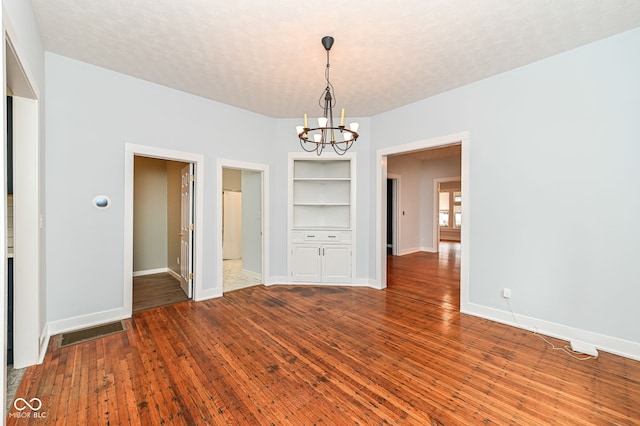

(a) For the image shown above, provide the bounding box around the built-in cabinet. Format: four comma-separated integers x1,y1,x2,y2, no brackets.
289,153,355,284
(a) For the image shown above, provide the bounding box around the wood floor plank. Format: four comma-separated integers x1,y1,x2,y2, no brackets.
7,242,640,424
133,272,189,313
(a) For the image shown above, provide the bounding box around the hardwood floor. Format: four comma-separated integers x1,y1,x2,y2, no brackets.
8,243,640,424
133,272,189,313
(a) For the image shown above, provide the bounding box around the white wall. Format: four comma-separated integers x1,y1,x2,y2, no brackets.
3,0,44,87
387,155,422,254
241,170,262,275
420,156,461,249
133,156,168,272
44,53,277,324
371,28,640,356
222,168,241,191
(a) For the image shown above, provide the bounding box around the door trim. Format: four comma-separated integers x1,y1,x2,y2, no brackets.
375,131,470,313
124,144,204,315
4,28,44,377
387,174,401,256
216,159,269,294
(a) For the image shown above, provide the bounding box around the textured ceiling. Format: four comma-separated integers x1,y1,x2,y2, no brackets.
31,0,640,118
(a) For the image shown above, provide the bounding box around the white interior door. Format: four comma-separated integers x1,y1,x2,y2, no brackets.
180,164,193,298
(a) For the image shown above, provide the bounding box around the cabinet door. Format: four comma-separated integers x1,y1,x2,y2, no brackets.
291,244,321,282
321,245,351,283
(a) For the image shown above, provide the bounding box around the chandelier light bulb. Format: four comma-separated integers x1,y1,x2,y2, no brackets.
349,122,359,132
318,117,328,128
296,126,304,135
344,132,353,141
314,134,322,143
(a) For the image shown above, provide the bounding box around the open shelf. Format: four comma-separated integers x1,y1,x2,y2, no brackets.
293,160,350,179
291,157,352,229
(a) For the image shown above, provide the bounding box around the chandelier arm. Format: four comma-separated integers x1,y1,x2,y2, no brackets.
332,139,354,151
299,138,322,153
331,143,350,155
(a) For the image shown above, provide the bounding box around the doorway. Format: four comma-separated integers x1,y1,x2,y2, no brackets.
376,132,469,311
436,179,462,244
4,34,43,411
132,157,192,311
124,144,204,315
221,168,261,292
217,159,269,295
386,174,400,256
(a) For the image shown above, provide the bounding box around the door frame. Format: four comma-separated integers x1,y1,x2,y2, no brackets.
4,27,43,376
387,173,401,256
375,131,470,312
124,144,204,315
216,159,269,294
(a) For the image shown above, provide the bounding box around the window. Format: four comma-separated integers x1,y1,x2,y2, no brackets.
439,192,450,227
439,187,461,229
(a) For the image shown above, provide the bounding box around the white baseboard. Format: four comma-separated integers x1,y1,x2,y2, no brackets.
265,275,288,286
166,268,181,281
133,267,168,277
241,269,262,282
352,277,383,289
463,302,640,361
194,288,222,302
47,307,129,336
420,246,437,253
38,323,50,364
270,276,381,290
398,247,422,256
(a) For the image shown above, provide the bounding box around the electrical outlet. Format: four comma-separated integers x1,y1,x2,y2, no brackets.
502,288,511,299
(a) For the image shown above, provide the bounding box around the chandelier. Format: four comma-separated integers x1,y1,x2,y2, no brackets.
296,36,359,155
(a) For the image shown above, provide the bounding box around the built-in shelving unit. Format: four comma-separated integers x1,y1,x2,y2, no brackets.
288,153,356,283
292,159,351,229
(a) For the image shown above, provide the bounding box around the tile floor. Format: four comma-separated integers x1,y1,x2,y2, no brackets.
223,259,262,292
6,365,26,413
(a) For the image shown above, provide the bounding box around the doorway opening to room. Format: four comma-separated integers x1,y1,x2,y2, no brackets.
436,179,462,244
377,133,468,311
221,167,263,292
132,156,193,312
124,144,204,315
216,159,269,295
386,174,400,255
